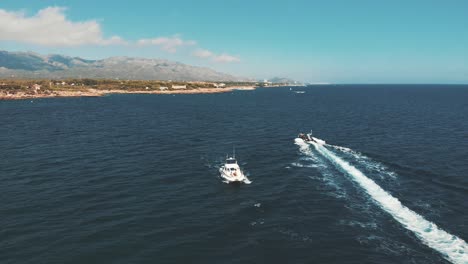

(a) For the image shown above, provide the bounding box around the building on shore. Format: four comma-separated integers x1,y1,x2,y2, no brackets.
32,84,41,91
171,85,186,89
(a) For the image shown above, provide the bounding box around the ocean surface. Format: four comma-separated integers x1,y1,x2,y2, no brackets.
1,85,467,264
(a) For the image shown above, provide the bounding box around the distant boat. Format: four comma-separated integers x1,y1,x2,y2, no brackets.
294,91,305,94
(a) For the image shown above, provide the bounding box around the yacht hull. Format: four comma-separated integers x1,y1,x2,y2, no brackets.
219,168,245,183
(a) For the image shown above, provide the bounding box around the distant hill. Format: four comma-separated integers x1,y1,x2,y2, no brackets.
269,77,297,84
0,50,243,81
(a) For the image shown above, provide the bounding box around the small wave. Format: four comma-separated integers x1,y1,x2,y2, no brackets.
290,162,319,168
339,219,378,230
243,176,252,184
310,138,467,264
276,228,313,242
357,234,432,260
250,218,265,226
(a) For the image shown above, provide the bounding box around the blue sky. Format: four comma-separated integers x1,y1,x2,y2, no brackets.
1,0,467,83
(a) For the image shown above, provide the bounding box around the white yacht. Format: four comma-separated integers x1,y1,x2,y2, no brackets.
219,153,249,183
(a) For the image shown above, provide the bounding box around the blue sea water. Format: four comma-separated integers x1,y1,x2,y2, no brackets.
1,85,467,264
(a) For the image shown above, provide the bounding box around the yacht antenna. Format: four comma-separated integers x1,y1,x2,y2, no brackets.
233,146,236,159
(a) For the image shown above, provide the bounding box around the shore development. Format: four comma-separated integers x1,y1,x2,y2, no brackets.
0,79,260,100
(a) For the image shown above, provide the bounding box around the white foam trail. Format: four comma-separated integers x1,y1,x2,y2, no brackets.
295,139,328,169
307,139,467,264
295,138,316,155
295,138,347,199
328,144,397,179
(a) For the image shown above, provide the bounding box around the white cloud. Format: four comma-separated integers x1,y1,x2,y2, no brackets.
213,54,241,63
0,6,241,62
0,7,125,46
192,49,214,58
137,35,196,53
192,49,240,63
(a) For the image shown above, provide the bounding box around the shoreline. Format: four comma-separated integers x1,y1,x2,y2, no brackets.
0,86,257,100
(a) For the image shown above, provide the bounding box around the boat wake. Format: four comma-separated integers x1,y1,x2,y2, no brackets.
295,139,348,200
243,174,252,184
327,143,397,180
295,138,468,264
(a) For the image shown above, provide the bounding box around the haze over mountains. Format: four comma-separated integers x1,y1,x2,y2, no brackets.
0,50,243,81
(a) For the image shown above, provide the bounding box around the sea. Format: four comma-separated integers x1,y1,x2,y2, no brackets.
1,85,467,264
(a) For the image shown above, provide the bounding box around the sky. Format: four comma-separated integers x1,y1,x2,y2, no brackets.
1,0,467,83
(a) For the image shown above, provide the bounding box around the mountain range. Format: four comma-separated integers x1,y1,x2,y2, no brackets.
0,50,242,81
268,77,298,84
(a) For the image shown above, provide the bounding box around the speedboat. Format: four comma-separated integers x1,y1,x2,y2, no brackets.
298,130,327,143
219,155,247,183
298,132,316,143
297,131,326,145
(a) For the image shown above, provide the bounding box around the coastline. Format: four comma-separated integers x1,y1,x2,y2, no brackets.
0,86,257,100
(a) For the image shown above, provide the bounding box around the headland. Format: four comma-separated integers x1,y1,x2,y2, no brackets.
0,79,261,100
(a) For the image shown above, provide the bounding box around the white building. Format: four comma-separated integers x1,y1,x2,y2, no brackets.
32,84,41,91
172,85,186,89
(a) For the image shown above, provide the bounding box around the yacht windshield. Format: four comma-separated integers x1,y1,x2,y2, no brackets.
226,159,236,164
